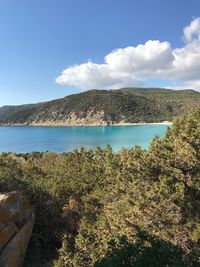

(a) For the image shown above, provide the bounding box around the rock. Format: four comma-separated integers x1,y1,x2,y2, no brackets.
0,191,34,267
0,191,30,224
0,219,34,267
0,222,18,250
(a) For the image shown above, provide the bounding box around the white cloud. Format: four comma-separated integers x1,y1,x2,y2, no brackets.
105,40,173,73
56,18,200,91
183,17,200,42
171,42,200,81
184,79,200,89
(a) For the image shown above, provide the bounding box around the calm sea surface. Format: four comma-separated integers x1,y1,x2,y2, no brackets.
0,125,170,153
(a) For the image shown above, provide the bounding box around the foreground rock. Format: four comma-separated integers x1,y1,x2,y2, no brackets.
0,191,34,267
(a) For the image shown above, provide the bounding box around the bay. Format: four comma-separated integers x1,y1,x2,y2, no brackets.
0,125,170,153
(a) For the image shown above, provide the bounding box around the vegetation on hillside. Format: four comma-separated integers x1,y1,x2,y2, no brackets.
0,88,200,124
0,108,199,266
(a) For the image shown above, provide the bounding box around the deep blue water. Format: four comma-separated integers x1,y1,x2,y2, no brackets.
0,125,170,153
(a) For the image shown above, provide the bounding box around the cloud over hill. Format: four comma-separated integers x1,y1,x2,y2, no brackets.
56,18,200,91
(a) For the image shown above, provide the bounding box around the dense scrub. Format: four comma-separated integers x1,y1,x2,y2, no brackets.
0,108,199,266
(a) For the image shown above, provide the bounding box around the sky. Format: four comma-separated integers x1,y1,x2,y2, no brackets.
0,0,200,107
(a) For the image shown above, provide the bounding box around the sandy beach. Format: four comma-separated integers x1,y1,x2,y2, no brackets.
0,121,172,127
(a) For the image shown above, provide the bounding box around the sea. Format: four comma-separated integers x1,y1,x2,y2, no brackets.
0,125,170,153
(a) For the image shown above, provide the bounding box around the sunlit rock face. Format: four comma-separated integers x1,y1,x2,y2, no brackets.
0,191,34,267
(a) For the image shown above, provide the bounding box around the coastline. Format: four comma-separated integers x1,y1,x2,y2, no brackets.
0,121,172,127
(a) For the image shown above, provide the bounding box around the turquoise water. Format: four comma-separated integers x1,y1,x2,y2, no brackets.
0,125,170,153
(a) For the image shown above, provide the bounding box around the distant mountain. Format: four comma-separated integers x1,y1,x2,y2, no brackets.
0,88,200,126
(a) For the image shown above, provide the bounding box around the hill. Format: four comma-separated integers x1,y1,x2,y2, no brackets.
0,88,200,125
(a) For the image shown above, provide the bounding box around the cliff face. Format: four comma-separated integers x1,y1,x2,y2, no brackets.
0,192,34,267
27,109,114,126
0,88,200,126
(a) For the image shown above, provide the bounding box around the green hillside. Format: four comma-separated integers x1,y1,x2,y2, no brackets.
0,88,200,125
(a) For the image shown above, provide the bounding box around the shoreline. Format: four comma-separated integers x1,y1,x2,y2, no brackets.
0,121,172,127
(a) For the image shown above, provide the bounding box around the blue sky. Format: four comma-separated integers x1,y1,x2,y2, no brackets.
0,0,200,107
